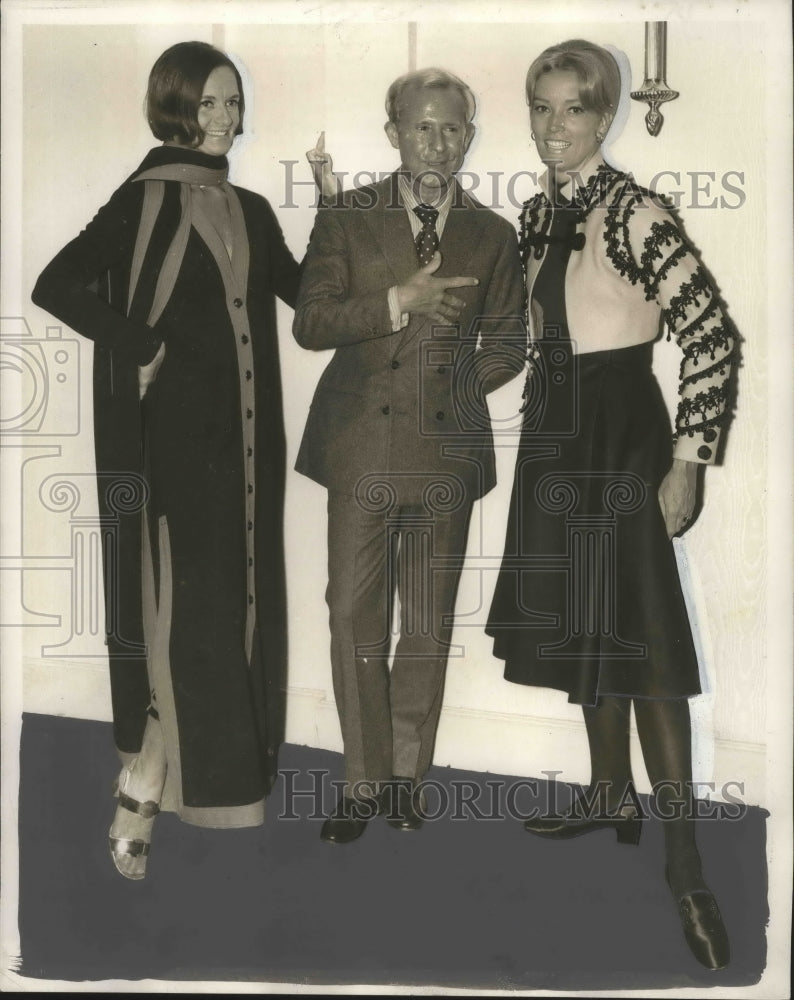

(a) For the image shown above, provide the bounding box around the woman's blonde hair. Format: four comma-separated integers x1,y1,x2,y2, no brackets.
525,39,620,116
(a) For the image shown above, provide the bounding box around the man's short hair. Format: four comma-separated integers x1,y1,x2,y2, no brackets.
147,41,245,146
385,68,476,125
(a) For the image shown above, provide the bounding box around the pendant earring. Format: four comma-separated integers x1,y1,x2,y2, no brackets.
530,131,536,141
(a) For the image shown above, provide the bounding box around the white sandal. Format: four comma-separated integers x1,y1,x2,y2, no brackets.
108,764,161,880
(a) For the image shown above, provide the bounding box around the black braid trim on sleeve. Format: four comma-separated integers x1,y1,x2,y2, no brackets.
669,303,722,351
601,176,699,306
664,269,713,326
673,410,725,442
636,220,685,301
583,165,736,445
647,242,688,298
675,383,731,433
680,351,733,386
678,319,732,366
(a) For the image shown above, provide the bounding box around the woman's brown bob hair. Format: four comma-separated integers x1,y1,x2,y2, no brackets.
525,39,620,117
147,41,245,147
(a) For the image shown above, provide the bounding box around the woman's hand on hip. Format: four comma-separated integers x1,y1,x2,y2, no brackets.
658,458,698,537
138,341,166,400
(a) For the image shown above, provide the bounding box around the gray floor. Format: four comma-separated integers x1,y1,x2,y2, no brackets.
16,713,767,990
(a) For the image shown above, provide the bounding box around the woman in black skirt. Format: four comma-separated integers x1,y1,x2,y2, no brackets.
485,39,735,969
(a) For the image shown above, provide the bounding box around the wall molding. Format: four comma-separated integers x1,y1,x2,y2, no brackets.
22,656,766,807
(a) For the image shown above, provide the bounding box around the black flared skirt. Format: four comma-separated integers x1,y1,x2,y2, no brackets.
486,340,701,706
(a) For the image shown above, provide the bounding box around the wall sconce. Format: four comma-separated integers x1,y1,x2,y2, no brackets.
631,22,679,136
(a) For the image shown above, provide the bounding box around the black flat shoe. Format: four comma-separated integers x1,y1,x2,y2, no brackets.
665,868,730,970
523,807,642,845
320,794,380,845
384,778,426,832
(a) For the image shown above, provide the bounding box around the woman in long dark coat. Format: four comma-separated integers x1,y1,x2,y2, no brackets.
32,41,300,878
486,40,735,969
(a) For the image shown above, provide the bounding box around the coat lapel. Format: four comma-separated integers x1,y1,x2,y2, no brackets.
365,173,417,285
436,187,484,278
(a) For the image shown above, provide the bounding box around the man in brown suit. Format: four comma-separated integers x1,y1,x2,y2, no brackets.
294,68,525,842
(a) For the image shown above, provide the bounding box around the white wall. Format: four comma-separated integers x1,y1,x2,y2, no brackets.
4,5,779,807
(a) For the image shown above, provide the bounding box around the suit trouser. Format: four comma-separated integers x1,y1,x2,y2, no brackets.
326,490,473,795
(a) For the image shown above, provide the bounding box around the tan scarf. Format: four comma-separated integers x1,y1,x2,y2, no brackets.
127,159,229,325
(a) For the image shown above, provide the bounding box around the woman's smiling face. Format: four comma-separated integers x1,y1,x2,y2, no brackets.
194,65,241,156
530,69,611,178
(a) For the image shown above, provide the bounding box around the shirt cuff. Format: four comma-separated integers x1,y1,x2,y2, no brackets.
387,286,409,332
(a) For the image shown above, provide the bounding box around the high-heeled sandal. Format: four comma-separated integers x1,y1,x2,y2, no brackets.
108,767,161,881
665,866,730,970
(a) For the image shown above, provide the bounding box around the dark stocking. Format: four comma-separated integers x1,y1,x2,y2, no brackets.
634,697,706,898
581,695,635,813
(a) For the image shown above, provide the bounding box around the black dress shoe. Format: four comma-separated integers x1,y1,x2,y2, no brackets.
523,806,643,845
665,868,731,970
320,794,380,845
384,777,426,832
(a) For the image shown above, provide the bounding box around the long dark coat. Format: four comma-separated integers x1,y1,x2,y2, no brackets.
32,145,300,826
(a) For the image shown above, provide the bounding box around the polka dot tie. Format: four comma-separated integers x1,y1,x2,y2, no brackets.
413,203,439,266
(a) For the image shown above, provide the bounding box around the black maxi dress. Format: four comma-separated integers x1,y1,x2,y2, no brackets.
32,145,300,826
486,191,701,706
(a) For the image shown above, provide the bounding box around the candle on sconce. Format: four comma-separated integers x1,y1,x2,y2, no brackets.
631,21,679,136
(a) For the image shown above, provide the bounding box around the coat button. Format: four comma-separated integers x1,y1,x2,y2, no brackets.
382,405,390,415
391,359,400,369
703,428,717,443
247,447,253,457
234,298,244,308
697,445,712,460
246,408,253,418
247,484,253,494
241,335,249,344
245,370,252,380
436,410,444,420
